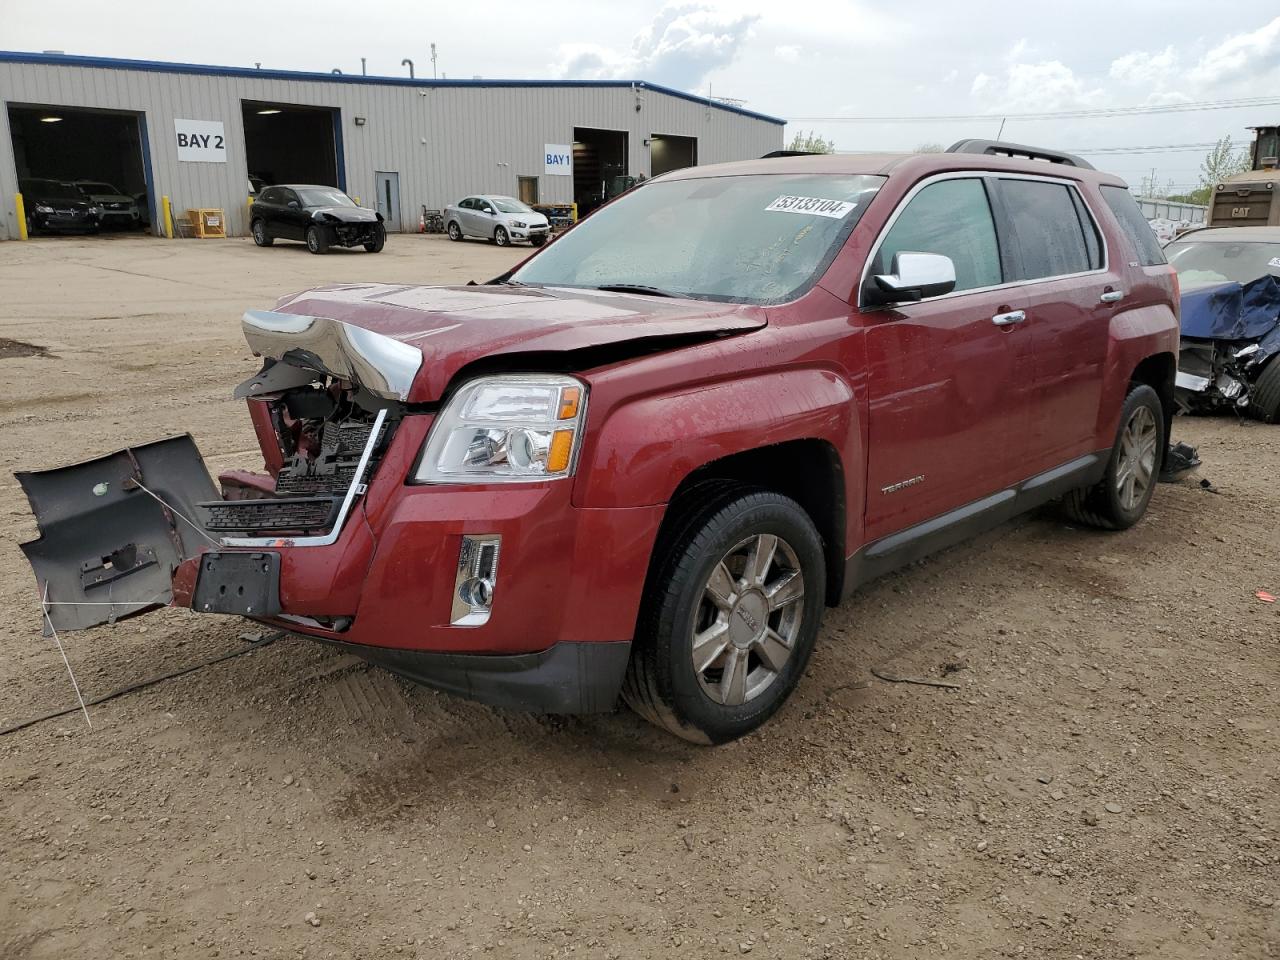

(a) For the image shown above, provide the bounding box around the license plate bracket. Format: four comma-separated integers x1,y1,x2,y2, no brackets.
192,551,281,617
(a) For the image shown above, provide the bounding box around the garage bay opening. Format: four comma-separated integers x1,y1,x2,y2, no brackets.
241,101,341,190
572,127,628,217
8,103,151,234
649,134,696,177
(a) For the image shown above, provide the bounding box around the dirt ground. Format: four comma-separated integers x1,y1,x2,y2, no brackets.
0,234,1277,960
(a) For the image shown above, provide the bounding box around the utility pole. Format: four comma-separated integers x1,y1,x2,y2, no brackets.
430,43,438,80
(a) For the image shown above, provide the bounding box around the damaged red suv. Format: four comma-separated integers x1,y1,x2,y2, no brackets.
18,141,1179,744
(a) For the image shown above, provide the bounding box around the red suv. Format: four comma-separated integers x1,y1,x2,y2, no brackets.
19,141,1179,744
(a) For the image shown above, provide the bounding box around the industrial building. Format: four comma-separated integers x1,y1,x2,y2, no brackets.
0,51,785,240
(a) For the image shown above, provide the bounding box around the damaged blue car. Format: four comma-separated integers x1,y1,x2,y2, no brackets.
1167,226,1280,421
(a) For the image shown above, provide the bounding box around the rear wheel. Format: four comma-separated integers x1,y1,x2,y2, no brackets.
622,486,826,744
305,224,329,254
494,226,509,247
1063,383,1164,530
251,219,272,246
447,221,462,241
363,224,386,253
1247,357,1280,423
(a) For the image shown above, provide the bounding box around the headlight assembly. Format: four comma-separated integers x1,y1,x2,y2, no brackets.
414,374,588,483
512,220,527,229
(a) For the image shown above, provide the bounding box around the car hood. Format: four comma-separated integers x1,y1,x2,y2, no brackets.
1181,275,1280,340
502,211,548,225
31,196,90,208
311,205,380,223
254,283,767,401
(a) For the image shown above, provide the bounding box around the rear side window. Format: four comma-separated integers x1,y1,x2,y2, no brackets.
259,187,279,204
874,178,1002,293
995,179,1098,280
1100,185,1166,266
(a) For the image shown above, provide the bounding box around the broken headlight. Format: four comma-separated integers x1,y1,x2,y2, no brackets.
413,374,587,483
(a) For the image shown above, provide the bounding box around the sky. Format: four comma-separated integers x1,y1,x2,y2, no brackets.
5,1,1280,194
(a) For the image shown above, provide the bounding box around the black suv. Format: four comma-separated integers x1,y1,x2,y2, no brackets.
250,185,385,254
20,179,98,234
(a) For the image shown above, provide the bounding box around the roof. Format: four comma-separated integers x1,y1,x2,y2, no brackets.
0,50,786,126
1172,226,1280,243
658,151,1129,184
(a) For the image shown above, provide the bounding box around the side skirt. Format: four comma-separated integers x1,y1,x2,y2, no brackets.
844,451,1107,595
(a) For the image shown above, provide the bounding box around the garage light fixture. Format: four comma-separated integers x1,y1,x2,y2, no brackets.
256,108,282,115
354,116,367,126
40,116,62,123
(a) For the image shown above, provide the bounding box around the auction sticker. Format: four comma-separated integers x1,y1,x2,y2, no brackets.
1269,257,1280,268
765,195,856,218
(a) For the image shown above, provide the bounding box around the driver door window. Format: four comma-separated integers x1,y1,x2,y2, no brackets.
872,178,1003,296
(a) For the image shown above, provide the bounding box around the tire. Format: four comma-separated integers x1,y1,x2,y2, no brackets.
622,486,827,745
529,235,547,247
305,224,329,254
494,226,509,247
447,221,462,241
1246,357,1280,423
1063,383,1164,530
251,219,273,247
363,224,386,253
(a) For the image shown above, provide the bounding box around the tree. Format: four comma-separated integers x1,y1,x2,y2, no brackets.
913,142,944,153
1199,136,1250,190
787,130,835,154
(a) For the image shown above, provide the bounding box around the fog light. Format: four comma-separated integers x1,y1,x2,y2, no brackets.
451,534,500,626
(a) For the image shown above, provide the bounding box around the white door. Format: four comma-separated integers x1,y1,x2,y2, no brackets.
374,172,401,232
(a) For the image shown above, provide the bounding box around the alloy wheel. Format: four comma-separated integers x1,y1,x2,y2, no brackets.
690,533,805,706
1115,405,1158,511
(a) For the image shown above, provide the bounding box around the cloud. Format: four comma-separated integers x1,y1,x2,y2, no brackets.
1189,15,1280,88
971,57,1106,113
1109,46,1178,87
555,4,759,92
774,44,800,63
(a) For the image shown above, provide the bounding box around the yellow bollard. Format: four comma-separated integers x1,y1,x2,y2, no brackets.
161,195,174,239
15,193,28,240
570,202,578,223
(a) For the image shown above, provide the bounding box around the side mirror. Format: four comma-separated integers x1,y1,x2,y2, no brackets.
287,200,300,209
867,251,956,305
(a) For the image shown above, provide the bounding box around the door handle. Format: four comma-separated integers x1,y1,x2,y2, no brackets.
991,309,1026,326
1100,290,1124,303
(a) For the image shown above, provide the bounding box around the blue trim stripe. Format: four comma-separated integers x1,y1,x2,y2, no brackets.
0,50,787,126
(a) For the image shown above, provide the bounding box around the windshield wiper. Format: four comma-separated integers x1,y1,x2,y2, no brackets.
592,283,679,298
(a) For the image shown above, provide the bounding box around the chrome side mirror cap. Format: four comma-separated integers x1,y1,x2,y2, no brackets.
868,251,957,305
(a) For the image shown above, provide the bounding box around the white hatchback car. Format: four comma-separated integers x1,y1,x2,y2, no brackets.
444,195,550,247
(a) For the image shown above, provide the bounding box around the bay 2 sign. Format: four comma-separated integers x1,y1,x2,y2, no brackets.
175,119,227,163
544,144,572,176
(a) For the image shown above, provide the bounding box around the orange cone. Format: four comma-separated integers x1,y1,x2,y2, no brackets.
418,209,426,233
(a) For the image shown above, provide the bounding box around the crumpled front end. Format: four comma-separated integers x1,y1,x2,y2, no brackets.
1175,275,1280,413
14,307,653,714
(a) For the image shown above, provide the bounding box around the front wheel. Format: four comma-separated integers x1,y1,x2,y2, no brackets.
305,224,329,254
363,224,386,253
1063,383,1164,530
447,221,462,241
493,226,509,247
251,219,273,246
622,486,826,744
529,235,547,247
1247,357,1280,423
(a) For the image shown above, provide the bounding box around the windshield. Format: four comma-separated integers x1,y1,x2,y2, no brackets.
23,180,81,201
296,188,356,208
79,182,119,194
1165,239,1280,289
510,173,885,304
491,197,533,214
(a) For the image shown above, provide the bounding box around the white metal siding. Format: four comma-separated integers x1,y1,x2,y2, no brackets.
0,60,783,239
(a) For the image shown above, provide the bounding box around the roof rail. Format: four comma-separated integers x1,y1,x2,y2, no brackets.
945,139,1094,170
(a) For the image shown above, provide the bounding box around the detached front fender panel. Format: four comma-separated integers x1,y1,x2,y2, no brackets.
574,367,857,509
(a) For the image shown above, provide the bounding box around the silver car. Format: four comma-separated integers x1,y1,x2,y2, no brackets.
444,195,549,247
